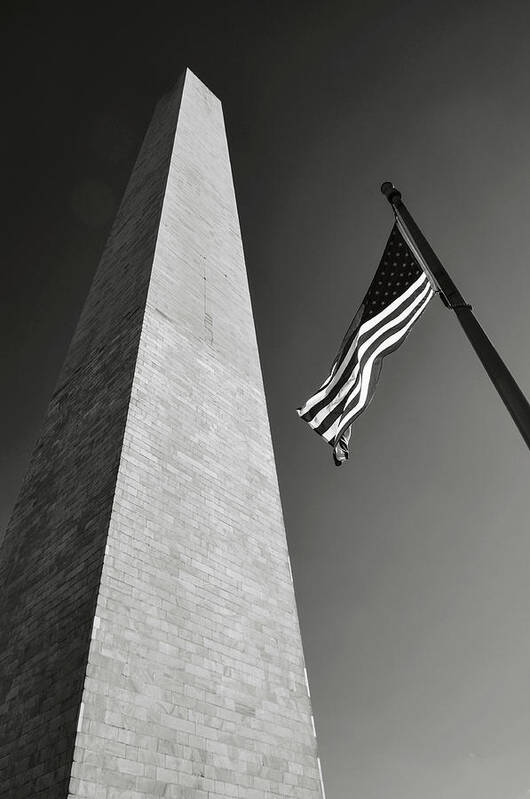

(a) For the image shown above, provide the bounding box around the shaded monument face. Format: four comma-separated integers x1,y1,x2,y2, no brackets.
0,70,324,798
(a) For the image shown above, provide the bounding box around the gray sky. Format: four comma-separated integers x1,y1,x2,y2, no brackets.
2,1,530,796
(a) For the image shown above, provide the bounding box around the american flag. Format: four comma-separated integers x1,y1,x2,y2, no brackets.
298,224,435,465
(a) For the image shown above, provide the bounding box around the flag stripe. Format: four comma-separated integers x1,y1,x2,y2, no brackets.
299,273,429,422
299,272,427,417
310,281,432,440
297,224,435,464
304,275,430,430
330,286,433,445
317,281,433,439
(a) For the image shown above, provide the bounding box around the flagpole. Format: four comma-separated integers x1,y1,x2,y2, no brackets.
381,181,530,451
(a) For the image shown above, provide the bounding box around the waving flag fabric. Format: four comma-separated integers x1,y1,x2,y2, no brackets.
297,225,435,465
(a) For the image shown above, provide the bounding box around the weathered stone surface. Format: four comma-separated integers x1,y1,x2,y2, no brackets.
0,69,323,798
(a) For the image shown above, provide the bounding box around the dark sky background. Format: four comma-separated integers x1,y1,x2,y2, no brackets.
2,1,530,796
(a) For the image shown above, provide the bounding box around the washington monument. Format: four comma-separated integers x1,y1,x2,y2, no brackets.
0,70,324,798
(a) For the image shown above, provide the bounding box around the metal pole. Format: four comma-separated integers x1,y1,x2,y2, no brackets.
381,181,530,451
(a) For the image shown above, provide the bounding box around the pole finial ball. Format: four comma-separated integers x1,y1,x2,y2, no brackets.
380,182,402,204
